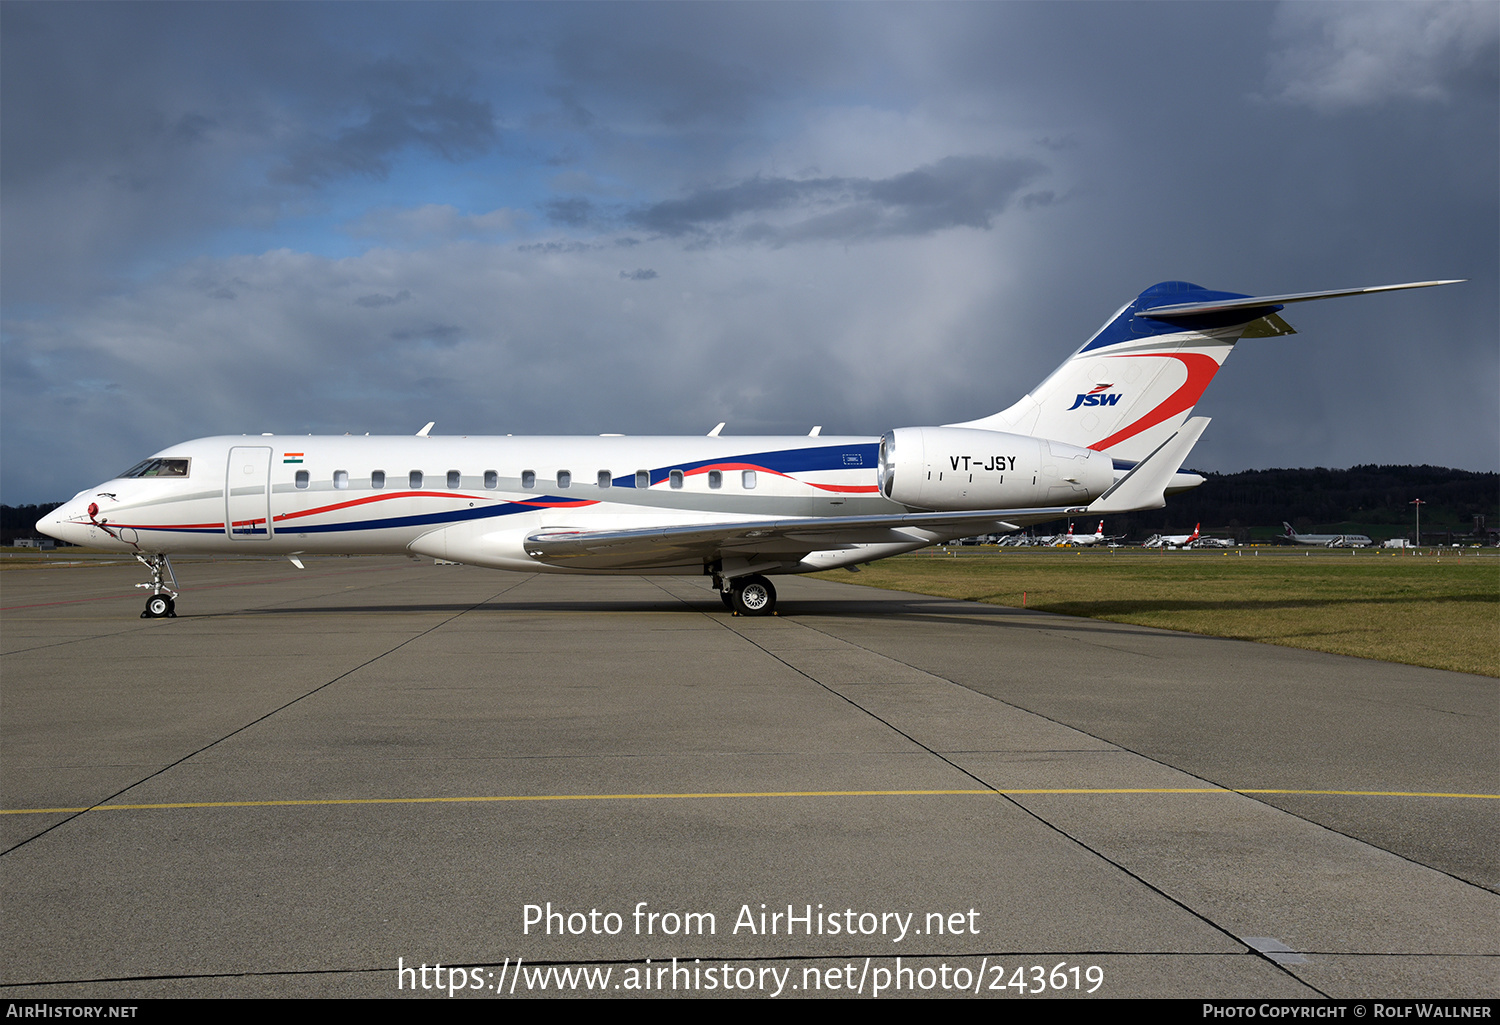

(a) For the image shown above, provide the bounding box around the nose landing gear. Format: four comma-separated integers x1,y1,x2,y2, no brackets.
136,553,178,618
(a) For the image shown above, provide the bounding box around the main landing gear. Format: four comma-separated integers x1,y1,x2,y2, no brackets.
136,553,178,618
714,574,778,617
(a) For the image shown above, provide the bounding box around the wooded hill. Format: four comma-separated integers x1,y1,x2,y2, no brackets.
1062,464,1497,543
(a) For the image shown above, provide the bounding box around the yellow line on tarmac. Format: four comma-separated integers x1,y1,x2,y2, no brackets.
1233,788,1499,798
4,786,1496,815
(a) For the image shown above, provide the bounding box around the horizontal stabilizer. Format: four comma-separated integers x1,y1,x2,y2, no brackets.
1138,280,1463,319
1089,417,1210,513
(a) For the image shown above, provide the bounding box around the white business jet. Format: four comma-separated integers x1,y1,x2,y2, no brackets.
38,279,1458,618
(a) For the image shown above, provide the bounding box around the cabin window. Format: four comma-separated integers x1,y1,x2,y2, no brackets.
742,470,757,489
295,470,310,490
409,470,423,489
371,470,385,490
333,470,349,490
447,470,461,489
119,458,190,479
708,470,722,490
636,470,650,489
521,470,536,489
597,470,611,489
557,470,571,489
669,469,684,489
484,470,498,489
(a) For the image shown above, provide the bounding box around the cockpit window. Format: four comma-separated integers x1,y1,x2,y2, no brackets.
119,458,190,478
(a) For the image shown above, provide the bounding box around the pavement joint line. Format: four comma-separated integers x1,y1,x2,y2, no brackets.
687,590,1353,997
651,581,1345,995
5,787,1495,815
0,563,441,655
783,596,1500,892
742,621,1322,990
0,575,536,856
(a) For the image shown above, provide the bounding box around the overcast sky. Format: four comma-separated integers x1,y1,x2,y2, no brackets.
2,1,1496,503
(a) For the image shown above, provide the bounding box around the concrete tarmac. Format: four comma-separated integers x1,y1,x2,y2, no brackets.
2,556,1495,998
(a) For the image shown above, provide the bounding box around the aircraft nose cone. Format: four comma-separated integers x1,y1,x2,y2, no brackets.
36,504,68,540
37,498,92,546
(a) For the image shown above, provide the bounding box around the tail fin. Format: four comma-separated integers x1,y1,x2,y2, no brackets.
948,279,1461,464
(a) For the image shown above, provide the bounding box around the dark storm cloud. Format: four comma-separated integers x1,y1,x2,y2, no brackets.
619,269,658,281
867,156,1052,233
625,156,1048,243
545,197,596,227
0,4,506,303
631,176,816,234
355,290,412,308
271,84,499,185
389,323,463,347
516,240,601,254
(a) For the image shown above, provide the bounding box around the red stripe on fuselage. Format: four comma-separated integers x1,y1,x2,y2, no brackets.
274,490,494,522
512,499,600,509
96,520,225,530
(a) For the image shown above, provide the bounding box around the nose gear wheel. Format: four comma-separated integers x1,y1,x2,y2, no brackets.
135,553,179,618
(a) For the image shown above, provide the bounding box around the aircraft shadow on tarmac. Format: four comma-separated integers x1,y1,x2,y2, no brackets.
227,593,988,618
228,595,1212,642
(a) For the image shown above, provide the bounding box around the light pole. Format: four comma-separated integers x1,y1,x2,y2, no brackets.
1410,498,1425,550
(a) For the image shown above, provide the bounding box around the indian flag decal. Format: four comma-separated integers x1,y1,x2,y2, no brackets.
283,452,304,464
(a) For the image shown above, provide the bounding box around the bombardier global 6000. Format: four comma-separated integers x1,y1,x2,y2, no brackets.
38,279,1459,617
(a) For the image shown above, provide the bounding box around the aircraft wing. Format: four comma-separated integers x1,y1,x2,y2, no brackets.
522,506,1081,570
526,409,1215,571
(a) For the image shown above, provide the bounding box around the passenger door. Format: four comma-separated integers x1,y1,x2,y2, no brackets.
226,446,273,540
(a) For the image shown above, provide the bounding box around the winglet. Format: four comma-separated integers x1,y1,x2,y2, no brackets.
1089,417,1211,513
416,422,435,438
708,422,726,437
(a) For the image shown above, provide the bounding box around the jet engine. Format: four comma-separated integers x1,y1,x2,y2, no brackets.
878,427,1113,511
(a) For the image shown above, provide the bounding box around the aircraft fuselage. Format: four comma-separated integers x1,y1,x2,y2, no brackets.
43,431,1108,575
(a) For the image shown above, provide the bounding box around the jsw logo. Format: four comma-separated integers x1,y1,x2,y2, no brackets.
1067,384,1121,411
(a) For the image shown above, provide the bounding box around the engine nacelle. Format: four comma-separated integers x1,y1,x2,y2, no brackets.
878,427,1113,511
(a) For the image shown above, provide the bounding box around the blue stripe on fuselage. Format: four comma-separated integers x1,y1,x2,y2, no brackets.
288,498,579,534
638,443,879,486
